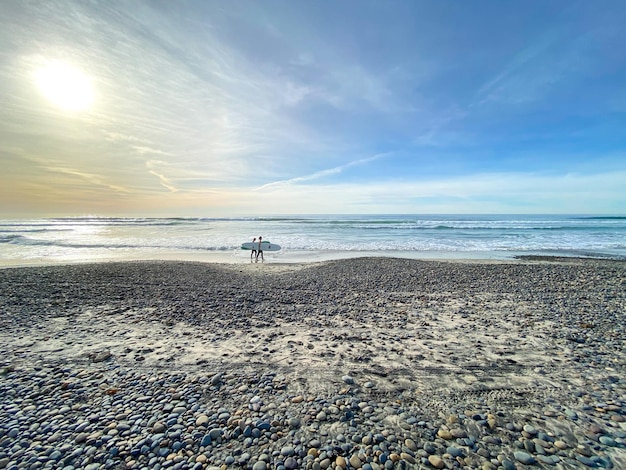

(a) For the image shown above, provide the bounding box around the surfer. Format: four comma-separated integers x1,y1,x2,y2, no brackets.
250,237,257,261
256,236,264,263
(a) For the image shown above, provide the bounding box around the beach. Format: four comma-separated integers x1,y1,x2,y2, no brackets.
0,257,625,469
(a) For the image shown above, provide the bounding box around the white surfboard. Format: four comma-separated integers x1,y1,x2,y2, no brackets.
241,241,281,252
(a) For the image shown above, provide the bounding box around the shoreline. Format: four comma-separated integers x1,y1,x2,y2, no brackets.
1,246,625,270
1,258,625,469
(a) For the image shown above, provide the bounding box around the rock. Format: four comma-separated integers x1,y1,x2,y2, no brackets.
537,454,560,465
349,454,362,468
599,436,617,446
196,415,210,426
309,439,321,448
90,350,111,362
281,446,295,457
554,440,568,450
437,429,453,440
404,439,417,451
153,422,166,433
500,460,515,470
523,425,537,435
342,375,355,385
447,447,463,458
575,455,597,467
514,451,536,465
428,455,444,469
423,442,436,454
208,428,222,440
450,428,467,439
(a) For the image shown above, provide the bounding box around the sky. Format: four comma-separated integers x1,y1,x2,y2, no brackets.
1,0,625,217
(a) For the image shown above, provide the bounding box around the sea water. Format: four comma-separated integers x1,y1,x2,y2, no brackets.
0,214,625,266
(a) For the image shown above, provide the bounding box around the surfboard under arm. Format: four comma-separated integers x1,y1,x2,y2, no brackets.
241,241,281,252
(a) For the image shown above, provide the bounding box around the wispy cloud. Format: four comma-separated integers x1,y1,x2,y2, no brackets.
254,153,391,191
145,160,178,192
42,166,130,194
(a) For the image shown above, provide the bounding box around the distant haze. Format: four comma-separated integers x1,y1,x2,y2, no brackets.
1,1,625,217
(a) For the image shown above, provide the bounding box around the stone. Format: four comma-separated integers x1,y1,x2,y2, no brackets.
537,454,560,465
404,439,417,451
428,455,444,469
196,415,209,426
523,425,537,435
153,422,166,433
599,436,617,446
554,440,568,450
450,428,467,439
208,428,222,440
501,460,515,470
284,457,298,470
514,451,536,465
447,447,463,458
349,454,362,468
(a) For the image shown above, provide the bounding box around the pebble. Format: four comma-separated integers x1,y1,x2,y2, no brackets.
599,436,617,446
428,455,445,469
514,451,536,465
0,259,623,470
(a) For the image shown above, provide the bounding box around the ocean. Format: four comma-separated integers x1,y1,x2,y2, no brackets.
1,214,625,266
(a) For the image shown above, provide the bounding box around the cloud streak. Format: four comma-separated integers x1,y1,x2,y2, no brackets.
254,153,391,191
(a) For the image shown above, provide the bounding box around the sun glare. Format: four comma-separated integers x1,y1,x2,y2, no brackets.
35,61,94,111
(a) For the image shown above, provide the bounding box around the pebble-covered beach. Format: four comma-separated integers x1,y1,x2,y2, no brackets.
1,258,624,470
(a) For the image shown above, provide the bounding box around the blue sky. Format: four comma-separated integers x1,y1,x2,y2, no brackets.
0,0,625,216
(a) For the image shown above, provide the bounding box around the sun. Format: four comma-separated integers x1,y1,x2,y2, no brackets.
35,61,94,111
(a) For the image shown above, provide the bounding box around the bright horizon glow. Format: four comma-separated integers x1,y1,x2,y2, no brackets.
1,1,625,217
34,61,94,111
